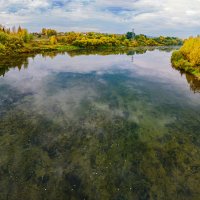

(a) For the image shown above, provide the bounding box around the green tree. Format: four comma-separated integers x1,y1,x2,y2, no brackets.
126,32,134,40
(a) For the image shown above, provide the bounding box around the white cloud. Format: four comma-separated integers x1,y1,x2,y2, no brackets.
0,0,199,37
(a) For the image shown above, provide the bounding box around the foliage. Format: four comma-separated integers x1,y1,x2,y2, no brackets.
171,36,200,79
42,28,57,37
0,31,24,51
49,36,57,45
0,25,33,54
180,36,200,66
56,32,182,49
126,31,134,39
0,43,5,52
135,35,182,46
0,24,183,55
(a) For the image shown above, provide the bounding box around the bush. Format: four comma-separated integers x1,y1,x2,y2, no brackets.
49,36,57,45
171,51,184,62
0,32,9,44
0,43,5,52
171,37,200,78
180,36,200,66
6,35,24,49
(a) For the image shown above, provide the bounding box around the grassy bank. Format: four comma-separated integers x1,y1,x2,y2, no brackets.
171,36,200,79
0,37,80,55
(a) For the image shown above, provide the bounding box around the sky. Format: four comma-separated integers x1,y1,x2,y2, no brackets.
0,0,200,37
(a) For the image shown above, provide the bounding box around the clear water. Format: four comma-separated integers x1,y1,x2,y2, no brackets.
0,47,200,200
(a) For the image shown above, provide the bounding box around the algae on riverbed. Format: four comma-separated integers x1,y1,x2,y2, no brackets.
0,48,200,200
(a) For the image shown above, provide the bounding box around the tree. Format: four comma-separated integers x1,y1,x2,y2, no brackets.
22,29,31,43
49,36,57,45
126,32,133,40
17,26,22,34
42,28,47,36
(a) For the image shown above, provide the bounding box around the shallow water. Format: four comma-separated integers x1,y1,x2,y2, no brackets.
0,47,200,200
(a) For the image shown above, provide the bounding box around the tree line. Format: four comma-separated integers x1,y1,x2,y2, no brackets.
0,25,183,55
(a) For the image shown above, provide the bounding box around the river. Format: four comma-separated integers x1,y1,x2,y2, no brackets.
0,47,200,200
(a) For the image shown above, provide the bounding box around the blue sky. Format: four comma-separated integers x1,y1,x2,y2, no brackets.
0,0,200,37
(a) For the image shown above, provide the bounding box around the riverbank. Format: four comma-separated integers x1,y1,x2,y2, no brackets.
0,41,182,57
171,36,200,79
0,41,80,55
0,25,183,56
0,39,181,57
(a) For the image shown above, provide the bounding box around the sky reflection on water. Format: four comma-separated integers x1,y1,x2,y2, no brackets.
0,48,200,200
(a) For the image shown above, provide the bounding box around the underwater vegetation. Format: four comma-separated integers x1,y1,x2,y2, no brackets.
0,48,200,200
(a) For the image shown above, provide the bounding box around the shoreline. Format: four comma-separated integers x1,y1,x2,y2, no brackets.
0,44,180,57
171,50,200,80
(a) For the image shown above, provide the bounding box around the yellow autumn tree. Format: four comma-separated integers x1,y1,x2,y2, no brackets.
49,36,57,45
171,36,200,79
180,36,200,66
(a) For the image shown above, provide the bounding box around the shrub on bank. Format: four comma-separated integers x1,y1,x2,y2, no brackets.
171,37,200,78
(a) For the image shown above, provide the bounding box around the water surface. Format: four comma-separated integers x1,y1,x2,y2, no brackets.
0,47,200,200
